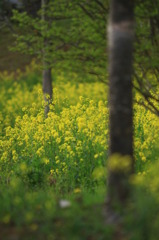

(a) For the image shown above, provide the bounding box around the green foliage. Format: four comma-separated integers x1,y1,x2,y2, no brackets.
134,0,159,114
10,0,159,114
11,0,108,79
125,159,159,240
0,181,113,239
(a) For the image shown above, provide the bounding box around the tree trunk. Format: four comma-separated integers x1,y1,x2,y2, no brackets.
105,0,134,224
42,67,52,116
41,0,53,117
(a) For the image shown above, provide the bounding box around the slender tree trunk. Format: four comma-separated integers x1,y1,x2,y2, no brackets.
42,67,52,116
41,0,52,117
105,0,134,223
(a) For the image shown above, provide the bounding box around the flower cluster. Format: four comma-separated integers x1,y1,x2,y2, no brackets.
1,64,159,190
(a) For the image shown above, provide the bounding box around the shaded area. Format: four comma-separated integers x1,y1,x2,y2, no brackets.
0,28,31,72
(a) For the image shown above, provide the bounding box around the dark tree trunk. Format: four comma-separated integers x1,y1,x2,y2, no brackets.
105,0,134,223
42,67,52,116
41,0,53,117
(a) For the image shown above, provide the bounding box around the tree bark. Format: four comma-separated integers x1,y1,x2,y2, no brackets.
41,0,53,117
42,67,52,116
105,0,134,223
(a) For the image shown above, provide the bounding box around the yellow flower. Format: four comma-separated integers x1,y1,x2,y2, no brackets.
20,163,27,172
36,146,45,157
74,188,81,193
50,169,54,175
43,158,50,165
108,154,132,173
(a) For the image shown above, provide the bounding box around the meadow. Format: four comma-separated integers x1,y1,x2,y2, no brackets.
1,61,159,239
